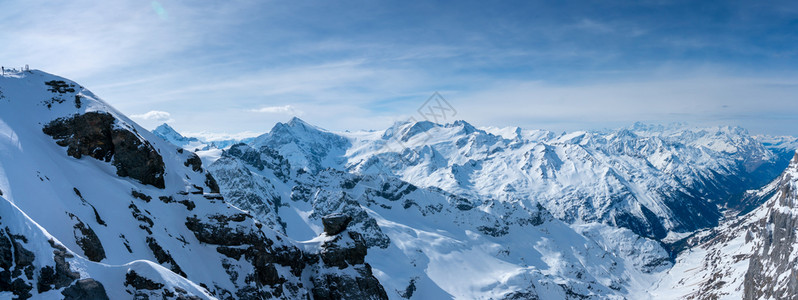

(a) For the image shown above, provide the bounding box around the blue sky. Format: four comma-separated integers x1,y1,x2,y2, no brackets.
2,0,797,137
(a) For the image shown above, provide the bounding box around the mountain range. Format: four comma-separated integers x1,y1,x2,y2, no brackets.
1,69,797,299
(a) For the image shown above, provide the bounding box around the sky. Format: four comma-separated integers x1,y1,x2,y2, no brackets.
1,0,797,138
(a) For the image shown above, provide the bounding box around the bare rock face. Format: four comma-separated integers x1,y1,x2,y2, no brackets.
742,156,798,300
124,270,164,290
42,112,165,188
61,278,109,300
38,240,81,293
311,214,388,300
322,213,352,236
0,226,35,299
72,217,106,262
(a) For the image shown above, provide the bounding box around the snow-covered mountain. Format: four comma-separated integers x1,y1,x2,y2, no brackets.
0,70,389,299
651,151,798,299
209,143,671,299
152,123,206,151
236,117,790,241
204,117,793,298
3,69,798,299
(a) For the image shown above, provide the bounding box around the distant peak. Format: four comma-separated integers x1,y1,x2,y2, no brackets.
287,116,309,127
155,123,175,131
451,120,477,133
267,117,330,138
153,123,179,135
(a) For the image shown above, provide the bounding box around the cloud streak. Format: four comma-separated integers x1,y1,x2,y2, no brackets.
250,105,303,115
131,110,173,122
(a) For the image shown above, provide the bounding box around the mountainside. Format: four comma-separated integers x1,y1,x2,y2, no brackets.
651,151,798,299
203,117,794,299
3,69,798,299
240,118,789,241
209,143,671,299
152,123,206,151
0,70,388,299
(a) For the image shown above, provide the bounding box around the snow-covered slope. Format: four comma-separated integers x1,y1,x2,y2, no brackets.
247,118,787,240
651,151,798,299
152,123,207,151
4,69,795,299
209,143,672,299
0,70,389,299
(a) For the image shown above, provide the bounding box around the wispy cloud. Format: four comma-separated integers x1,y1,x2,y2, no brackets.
3,1,797,136
250,105,303,115
131,110,173,122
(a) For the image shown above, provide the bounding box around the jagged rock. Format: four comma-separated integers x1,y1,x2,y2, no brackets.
0,228,35,299
61,278,109,300
44,80,75,94
398,278,417,299
146,237,186,277
205,173,220,194
320,232,368,269
131,190,152,202
185,214,260,246
322,213,352,236
9,278,32,300
184,153,203,172
38,240,80,293
42,112,165,188
185,214,305,287
125,270,164,290
69,215,105,262
310,263,388,300
129,203,154,228
310,223,389,300
178,200,196,211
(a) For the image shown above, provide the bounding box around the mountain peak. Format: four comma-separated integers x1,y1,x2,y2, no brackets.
287,116,310,127
154,123,178,135
267,117,329,137
451,120,478,134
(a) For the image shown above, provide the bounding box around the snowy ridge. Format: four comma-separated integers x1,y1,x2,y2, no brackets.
3,69,796,299
0,197,212,299
0,70,390,299
651,151,798,299
237,117,788,240
208,143,672,299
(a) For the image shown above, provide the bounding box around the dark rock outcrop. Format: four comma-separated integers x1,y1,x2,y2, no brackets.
0,227,35,299
742,167,798,300
125,270,164,290
67,214,105,262
145,237,186,277
322,213,352,236
310,264,389,300
184,153,203,172
205,173,220,194
310,214,389,300
61,278,109,300
38,240,80,293
42,112,165,188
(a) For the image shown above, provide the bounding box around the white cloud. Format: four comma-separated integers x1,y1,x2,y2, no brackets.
250,105,303,115
131,110,173,122
180,130,262,142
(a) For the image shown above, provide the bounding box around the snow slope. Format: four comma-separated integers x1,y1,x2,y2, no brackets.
0,70,389,299
650,151,798,299
209,143,673,299
4,68,795,299
242,118,787,240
